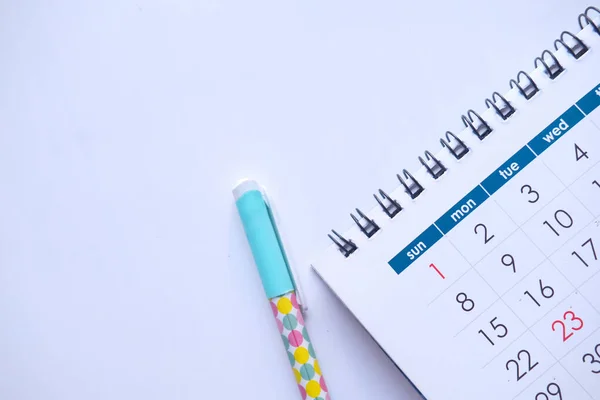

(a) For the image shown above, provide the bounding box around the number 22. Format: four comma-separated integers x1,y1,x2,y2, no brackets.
505,349,538,381
552,311,584,342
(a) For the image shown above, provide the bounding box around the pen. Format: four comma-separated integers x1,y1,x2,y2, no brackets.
233,179,331,400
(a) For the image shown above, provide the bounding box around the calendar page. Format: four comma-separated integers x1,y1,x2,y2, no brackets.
313,24,600,400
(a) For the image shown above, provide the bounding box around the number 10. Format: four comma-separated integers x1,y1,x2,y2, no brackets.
542,209,573,236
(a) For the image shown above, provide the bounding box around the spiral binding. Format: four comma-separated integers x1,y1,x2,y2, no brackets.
329,6,600,258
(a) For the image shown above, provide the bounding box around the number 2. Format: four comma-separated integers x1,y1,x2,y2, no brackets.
474,223,494,244
505,349,538,382
552,310,584,342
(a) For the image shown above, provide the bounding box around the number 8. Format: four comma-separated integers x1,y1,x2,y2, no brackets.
456,292,475,312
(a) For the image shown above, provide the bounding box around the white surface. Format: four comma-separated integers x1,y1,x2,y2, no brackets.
0,1,594,399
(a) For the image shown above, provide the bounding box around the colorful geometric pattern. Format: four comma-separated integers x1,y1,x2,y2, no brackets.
270,291,331,400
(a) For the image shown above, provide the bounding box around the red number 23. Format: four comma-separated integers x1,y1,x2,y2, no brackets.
552,311,584,342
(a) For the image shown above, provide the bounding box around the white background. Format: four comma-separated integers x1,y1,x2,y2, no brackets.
0,1,595,399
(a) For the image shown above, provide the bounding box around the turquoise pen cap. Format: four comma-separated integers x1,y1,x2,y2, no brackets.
234,181,295,299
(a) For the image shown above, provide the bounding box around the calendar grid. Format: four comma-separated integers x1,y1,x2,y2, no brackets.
556,326,600,399
444,224,570,398
419,99,600,398
509,359,592,400
544,219,600,294
509,326,600,400
481,328,530,369
502,122,598,396
484,196,580,397
388,83,600,275
479,286,587,370
427,263,474,307
427,175,590,309
536,148,598,217
444,197,565,360
445,237,531,341
477,118,599,397
426,225,519,307
531,150,600,319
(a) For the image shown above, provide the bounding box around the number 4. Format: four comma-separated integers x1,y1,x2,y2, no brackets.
575,143,589,161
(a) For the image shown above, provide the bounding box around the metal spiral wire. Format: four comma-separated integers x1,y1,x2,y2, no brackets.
329,8,599,257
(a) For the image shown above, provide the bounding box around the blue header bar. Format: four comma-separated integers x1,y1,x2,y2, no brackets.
577,85,600,115
388,82,598,275
435,185,489,234
527,106,584,155
389,225,443,274
481,146,536,195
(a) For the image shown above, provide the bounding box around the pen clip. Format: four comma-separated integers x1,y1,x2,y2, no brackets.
261,187,308,313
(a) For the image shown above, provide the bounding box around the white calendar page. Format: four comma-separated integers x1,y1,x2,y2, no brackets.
313,24,600,400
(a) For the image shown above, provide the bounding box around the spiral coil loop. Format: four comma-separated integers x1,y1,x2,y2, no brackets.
485,92,516,121
351,209,380,238
373,189,402,218
462,110,493,140
419,150,447,179
328,230,357,257
328,14,596,257
510,71,539,100
440,131,469,160
397,169,424,199
535,50,564,79
579,7,600,35
554,31,589,59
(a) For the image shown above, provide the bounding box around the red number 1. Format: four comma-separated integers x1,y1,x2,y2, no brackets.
429,263,445,279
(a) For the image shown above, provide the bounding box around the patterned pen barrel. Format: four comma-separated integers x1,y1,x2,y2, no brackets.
271,292,330,400
234,179,330,400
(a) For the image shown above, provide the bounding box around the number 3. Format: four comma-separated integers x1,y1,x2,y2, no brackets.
520,184,539,203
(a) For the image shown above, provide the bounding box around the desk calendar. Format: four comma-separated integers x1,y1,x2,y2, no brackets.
313,7,600,400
